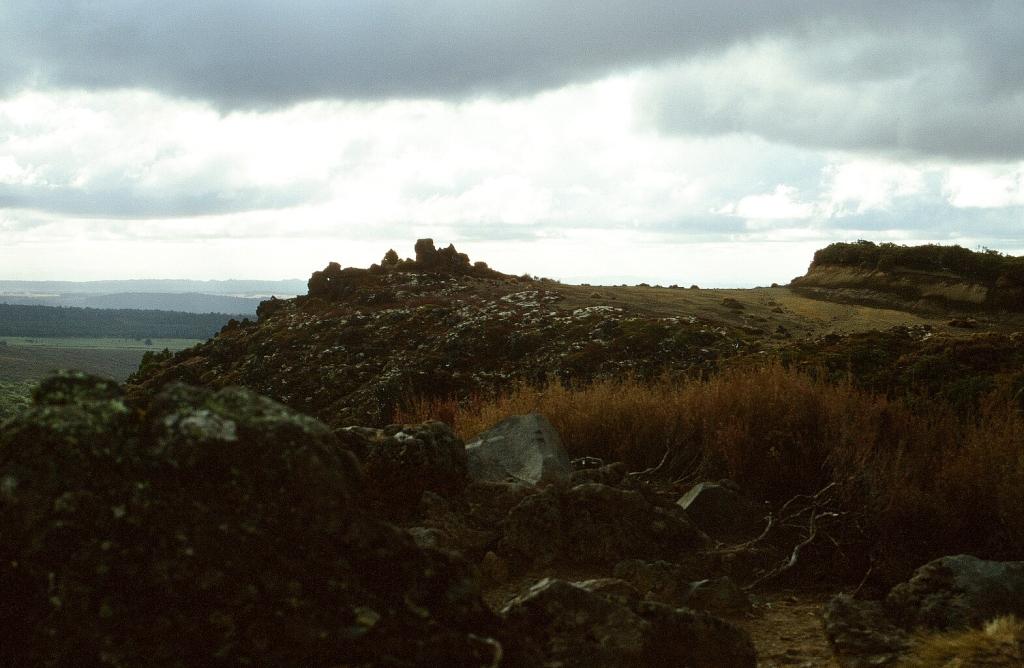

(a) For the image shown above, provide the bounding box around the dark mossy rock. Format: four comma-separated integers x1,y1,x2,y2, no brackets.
501,578,756,667
338,421,468,516
0,373,509,667
499,483,709,567
885,554,1024,631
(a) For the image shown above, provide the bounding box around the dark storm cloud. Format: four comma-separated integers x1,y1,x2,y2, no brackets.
0,1,987,107
1,2,1021,161
644,39,1024,161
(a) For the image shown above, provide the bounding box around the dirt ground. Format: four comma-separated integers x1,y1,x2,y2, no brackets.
738,590,839,667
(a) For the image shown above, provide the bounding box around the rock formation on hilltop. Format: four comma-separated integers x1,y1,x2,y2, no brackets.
126,240,745,427
307,238,504,301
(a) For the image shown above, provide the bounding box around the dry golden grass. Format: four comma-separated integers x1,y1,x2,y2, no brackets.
397,364,1024,578
899,616,1024,667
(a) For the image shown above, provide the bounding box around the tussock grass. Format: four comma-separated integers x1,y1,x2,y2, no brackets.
398,364,1024,581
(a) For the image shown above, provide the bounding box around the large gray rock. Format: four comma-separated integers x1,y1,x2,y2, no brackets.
502,578,756,667
465,413,571,485
886,554,1024,631
677,480,767,542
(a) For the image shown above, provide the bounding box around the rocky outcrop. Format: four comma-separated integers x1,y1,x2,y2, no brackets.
886,554,1024,631
126,242,742,429
823,595,910,666
501,578,757,667
465,413,571,485
677,480,767,542
683,576,752,614
0,373,509,666
613,559,708,605
499,483,709,567
307,239,502,302
338,420,468,514
825,555,1024,666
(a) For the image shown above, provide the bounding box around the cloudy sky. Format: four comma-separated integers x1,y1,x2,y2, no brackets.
1,1,1022,285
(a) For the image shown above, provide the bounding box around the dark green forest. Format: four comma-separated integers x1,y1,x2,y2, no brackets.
0,304,242,339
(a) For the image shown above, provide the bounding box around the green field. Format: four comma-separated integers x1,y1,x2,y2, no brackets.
0,337,202,385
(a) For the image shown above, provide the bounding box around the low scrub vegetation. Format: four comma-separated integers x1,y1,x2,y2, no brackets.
398,364,1024,583
0,380,32,421
811,240,1024,283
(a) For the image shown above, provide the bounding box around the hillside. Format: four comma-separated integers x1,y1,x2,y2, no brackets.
127,239,1024,427
791,240,1024,312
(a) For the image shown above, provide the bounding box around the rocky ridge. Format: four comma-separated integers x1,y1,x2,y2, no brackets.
127,240,751,427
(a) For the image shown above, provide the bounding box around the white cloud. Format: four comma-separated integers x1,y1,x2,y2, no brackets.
1,74,1023,284
731,185,815,221
945,165,1024,208
822,159,927,215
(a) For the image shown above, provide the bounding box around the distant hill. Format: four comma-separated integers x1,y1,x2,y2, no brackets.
791,241,1024,311
0,278,307,315
0,292,265,315
0,303,241,339
0,278,306,295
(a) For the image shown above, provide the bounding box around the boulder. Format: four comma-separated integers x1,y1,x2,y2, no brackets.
569,460,628,486
637,600,758,667
613,559,706,605
500,483,709,567
574,578,643,608
338,420,468,513
682,577,752,614
501,578,756,667
823,595,910,666
501,578,652,666
465,479,539,525
886,554,1024,631
677,480,767,542
465,413,571,485
0,373,509,667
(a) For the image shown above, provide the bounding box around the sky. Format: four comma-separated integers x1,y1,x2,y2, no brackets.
1,1,1022,286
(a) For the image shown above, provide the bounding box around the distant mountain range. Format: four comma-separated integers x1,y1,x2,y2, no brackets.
0,279,307,315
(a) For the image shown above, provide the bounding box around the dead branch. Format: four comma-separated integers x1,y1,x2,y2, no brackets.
743,508,840,591
627,445,672,480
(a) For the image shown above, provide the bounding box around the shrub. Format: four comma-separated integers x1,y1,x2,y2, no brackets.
398,365,1024,583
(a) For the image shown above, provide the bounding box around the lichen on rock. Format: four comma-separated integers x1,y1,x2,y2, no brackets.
0,373,508,666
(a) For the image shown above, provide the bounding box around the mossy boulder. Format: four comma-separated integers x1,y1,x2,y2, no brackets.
0,372,506,666
338,421,469,516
